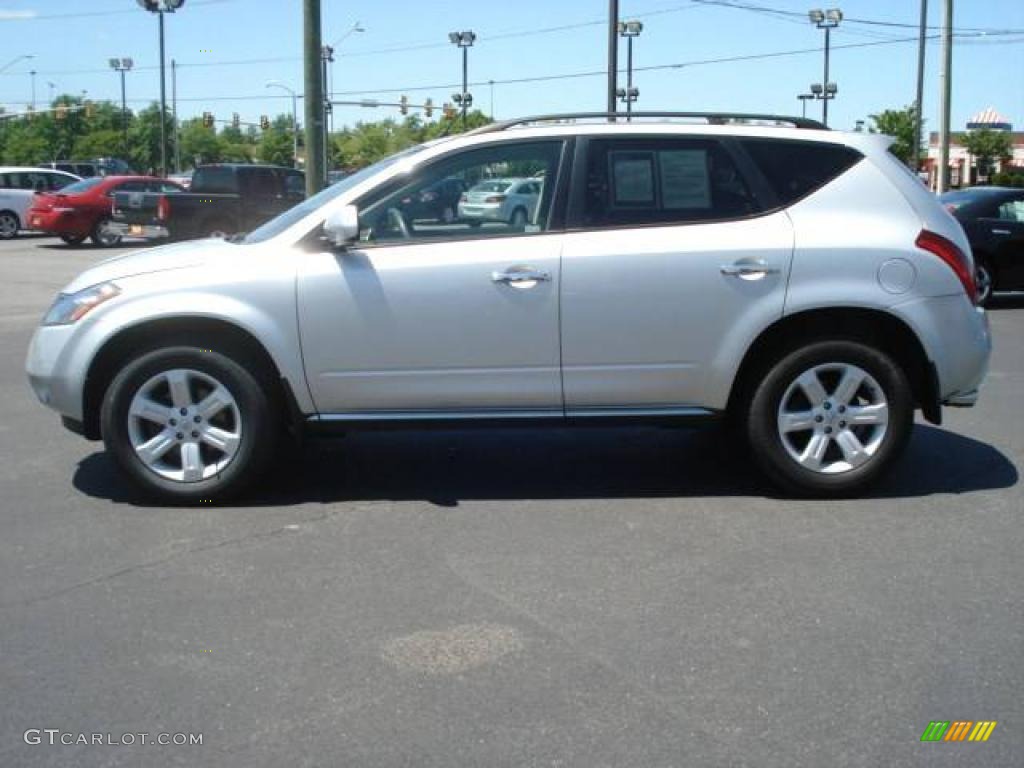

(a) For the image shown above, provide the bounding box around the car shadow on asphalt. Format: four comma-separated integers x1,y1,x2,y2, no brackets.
72,423,1017,508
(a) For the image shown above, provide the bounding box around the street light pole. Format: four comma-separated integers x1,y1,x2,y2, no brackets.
138,1,184,177
617,20,642,120
809,8,842,127
449,31,476,131
109,58,134,159
266,81,299,169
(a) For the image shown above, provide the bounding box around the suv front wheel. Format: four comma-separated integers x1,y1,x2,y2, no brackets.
745,340,913,496
100,346,278,503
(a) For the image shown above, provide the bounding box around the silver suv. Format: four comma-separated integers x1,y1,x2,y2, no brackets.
26,112,991,502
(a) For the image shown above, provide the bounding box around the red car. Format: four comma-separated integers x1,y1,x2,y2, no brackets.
27,175,184,246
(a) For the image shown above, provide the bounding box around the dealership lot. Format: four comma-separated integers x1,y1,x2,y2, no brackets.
1,236,1021,766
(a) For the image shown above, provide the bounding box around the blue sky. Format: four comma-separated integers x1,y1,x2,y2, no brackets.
0,0,1021,135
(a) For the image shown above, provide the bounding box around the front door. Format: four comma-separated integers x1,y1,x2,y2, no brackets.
560,136,794,413
297,139,569,416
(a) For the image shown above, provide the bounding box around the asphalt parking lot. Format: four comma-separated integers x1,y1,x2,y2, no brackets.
1,234,1021,767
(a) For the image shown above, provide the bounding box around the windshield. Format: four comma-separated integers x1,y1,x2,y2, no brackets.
243,144,432,244
58,177,105,195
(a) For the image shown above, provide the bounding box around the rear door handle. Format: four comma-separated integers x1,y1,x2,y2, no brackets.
492,268,551,286
991,229,1012,236
720,260,780,278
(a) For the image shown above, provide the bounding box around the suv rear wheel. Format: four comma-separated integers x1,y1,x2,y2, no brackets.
100,346,278,503
745,340,913,496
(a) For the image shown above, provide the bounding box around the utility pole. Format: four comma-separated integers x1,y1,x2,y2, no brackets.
912,0,928,173
158,11,167,175
607,0,619,115
304,0,325,195
172,58,180,173
320,44,333,183
109,59,133,158
937,0,952,193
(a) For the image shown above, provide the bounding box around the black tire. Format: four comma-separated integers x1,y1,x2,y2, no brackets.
0,210,19,239
974,257,994,307
745,340,914,497
203,219,233,239
60,232,88,246
510,208,528,228
100,346,280,504
90,217,123,247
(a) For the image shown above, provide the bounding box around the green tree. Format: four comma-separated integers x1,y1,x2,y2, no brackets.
961,128,1013,179
178,118,224,167
258,128,294,167
869,105,922,167
74,129,124,159
129,103,175,173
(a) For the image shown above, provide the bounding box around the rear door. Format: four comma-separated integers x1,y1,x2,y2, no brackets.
560,135,794,413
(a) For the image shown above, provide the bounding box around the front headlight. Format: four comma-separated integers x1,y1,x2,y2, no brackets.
42,282,121,326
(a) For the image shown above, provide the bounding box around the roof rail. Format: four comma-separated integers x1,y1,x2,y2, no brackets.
467,112,827,135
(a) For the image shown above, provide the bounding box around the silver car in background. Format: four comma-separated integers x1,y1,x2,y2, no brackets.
458,177,542,227
26,112,991,503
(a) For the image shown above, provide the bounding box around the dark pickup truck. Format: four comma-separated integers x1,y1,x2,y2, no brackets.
110,163,305,241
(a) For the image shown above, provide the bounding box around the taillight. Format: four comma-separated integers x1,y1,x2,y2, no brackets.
156,195,171,222
484,194,507,204
916,229,977,305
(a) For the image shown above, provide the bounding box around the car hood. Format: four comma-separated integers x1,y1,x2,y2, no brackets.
63,238,239,293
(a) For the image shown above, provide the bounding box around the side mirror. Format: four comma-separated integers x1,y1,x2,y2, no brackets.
323,204,359,247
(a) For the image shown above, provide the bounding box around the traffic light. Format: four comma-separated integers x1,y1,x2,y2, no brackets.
260,115,270,130
232,112,240,129
424,98,433,119
202,111,214,128
399,95,408,116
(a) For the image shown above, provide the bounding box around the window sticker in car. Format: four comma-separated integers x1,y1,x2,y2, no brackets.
610,153,655,206
659,149,711,209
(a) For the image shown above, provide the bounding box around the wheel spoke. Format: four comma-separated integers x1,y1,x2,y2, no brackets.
129,396,172,426
166,370,193,409
846,403,888,427
833,366,866,405
135,429,177,466
835,430,870,468
779,410,817,433
200,426,239,455
196,387,233,421
180,442,204,482
797,370,828,407
798,433,830,470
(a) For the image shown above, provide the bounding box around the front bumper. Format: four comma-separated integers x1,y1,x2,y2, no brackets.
26,323,85,423
107,222,169,240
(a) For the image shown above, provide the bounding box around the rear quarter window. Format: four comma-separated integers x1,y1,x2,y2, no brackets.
191,167,237,194
740,139,862,207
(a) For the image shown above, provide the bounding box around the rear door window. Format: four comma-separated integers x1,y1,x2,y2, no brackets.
578,137,761,228
740,139,862,206
191,167,238,193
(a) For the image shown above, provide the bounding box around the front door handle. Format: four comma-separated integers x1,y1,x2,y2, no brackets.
492,268,551,287
991,228,1012,236
720,260,780,279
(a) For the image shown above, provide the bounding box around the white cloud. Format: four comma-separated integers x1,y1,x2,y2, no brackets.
0,10,38,20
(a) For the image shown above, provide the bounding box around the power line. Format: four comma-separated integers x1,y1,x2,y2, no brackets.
5,29,1009,108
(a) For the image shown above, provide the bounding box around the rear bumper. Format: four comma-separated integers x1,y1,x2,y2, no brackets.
26,209,90,236
108,221,169,240
944,389,980,407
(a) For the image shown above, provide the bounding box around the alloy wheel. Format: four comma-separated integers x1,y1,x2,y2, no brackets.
776,362,889,475
0,212,18,239
126,368,242,483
